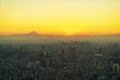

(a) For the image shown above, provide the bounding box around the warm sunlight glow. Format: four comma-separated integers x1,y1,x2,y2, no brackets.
0,0,120,36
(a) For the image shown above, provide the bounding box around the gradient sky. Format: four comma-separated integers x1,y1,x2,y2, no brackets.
0,0,120,36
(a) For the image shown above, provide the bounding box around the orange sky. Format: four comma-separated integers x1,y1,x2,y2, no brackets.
0,0,120,36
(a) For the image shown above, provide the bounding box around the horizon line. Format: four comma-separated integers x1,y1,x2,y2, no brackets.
0,31,120,37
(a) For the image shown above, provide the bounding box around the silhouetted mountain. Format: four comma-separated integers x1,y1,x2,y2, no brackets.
0,32,120,44
11,31,43,36
0,32,120,38
28,31,40,35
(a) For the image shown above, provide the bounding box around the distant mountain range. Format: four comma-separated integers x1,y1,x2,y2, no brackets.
0,31,120,44
0,31,120,37
11,31,43,36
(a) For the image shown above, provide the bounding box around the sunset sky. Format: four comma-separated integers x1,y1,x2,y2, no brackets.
0,0,120,36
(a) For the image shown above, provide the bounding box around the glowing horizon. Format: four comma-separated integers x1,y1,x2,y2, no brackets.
0,0,120,36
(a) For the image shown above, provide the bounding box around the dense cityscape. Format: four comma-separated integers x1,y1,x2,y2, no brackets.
0,41,120,80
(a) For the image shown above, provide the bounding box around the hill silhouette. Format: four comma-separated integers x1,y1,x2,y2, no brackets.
10,31,43,36
0,32,120,44
0,31,120,37
28,31,40,35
